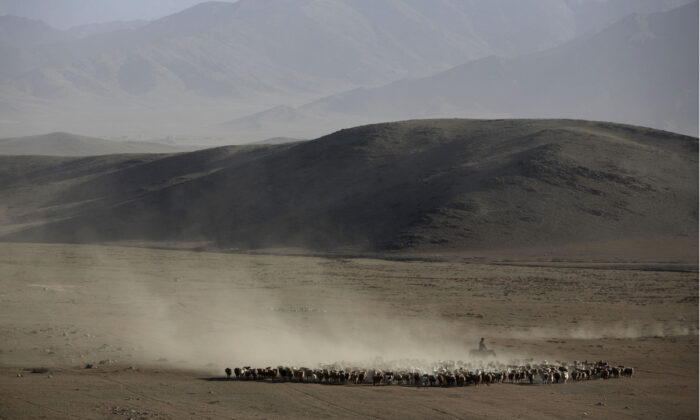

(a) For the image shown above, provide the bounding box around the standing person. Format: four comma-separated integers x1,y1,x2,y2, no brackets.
479,337,487,351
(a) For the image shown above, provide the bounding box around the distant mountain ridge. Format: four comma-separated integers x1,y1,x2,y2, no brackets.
0,132,195,156
250,2,698,137
0,0,695,139
0,0,215,29
0,14,66,47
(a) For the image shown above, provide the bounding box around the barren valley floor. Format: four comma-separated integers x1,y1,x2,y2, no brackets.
0,243,697,419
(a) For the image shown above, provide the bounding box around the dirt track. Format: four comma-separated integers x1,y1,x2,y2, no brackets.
0,243,697,419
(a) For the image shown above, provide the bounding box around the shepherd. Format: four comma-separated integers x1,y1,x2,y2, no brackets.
479,338,487,352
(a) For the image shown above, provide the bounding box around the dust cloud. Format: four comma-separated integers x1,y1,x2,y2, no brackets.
504,322,699,341
101,256,697,372
122,277,488,371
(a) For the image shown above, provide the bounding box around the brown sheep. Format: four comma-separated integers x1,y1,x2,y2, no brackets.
457,373,466,386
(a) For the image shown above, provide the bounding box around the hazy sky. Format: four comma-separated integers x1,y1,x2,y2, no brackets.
0,0,237,29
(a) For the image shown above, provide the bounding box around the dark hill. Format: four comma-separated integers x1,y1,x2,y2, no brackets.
0,119,696,253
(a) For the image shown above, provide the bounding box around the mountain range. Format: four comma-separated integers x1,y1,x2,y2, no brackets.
0,132,197,156
0,0,696,140
236,2,699,138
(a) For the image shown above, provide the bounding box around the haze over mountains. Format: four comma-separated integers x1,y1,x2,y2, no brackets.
1,119,696,252
0,0,214,29
0,132,197,156
0,0,696,142
233,2,700,138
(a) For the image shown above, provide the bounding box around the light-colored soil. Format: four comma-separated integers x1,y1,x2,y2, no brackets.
0,243,697,419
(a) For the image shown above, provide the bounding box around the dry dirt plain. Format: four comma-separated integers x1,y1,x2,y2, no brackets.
0,242,697,419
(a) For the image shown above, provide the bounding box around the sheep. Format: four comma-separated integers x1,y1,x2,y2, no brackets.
429,374,437,387
330,370,340,384
358,371,367,384
223,357,634,389
541,370,550,384
497,371,507,384
293,368,305,383
373,371,383,386
437,374,446,387
470,373,482,386
456,373,466,386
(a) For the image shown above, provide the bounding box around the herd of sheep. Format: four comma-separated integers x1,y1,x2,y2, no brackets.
223,360,634,386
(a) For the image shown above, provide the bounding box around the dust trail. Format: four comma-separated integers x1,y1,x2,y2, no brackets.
501,321,699,340
107,256,529,370
58,247,696,372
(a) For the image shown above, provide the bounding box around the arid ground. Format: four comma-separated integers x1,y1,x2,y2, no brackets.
0,242,697,419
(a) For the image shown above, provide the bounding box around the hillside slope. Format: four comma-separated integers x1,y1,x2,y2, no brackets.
0,119,696,253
